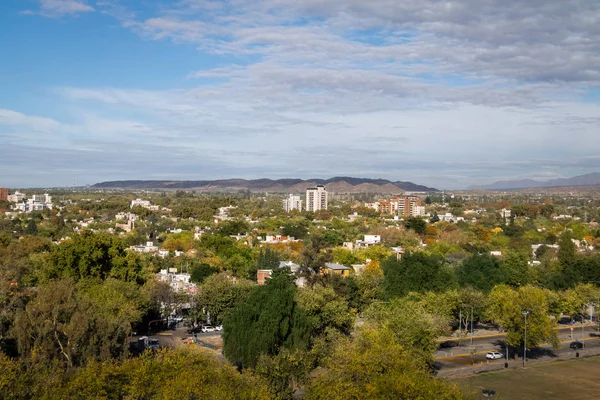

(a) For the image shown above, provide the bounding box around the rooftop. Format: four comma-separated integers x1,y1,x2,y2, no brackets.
324,263,350,270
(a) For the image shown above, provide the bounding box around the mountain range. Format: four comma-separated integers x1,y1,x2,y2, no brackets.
91,177,436,193
468,172,600,190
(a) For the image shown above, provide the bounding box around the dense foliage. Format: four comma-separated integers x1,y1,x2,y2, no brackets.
2,189,600,399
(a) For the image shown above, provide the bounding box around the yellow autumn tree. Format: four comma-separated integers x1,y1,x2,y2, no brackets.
304,327,464,400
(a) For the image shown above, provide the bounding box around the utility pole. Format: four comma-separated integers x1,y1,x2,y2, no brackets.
459,309,462,345
522,310,530,368
470,306,474,348
582,314,585,350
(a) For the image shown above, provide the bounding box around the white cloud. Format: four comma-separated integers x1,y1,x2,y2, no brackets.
7,0,600,188
24,0,95,18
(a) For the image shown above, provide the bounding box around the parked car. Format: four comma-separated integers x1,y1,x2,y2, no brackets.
215,325,223,332
202,325,216,333
570,341,584,349
148,339,161,351
486,351,503,360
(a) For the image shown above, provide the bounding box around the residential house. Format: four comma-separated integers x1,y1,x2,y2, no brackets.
322,263,351,277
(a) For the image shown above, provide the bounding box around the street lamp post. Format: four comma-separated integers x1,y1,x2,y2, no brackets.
581,314,585,350
522,310,531,368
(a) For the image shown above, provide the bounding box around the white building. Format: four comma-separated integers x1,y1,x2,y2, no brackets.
115,212,137,233
412,205,426,217
343,235,381,251
282,194,303,212
11,194,53,213
32,194,52,203
263,235,298,244
306,185,328,212
156,269,197,294
7,191,25,203
130,241,158,253
130,199,151,209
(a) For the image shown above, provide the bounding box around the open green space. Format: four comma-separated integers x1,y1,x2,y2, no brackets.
459,356,600,399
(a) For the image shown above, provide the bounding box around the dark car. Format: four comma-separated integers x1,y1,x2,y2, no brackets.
187,326,202,334
148,339,161,351
570,341,584,349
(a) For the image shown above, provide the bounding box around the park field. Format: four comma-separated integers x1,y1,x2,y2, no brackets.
458,356,600,399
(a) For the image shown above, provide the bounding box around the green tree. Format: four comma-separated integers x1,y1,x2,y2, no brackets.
486,285,559,349
218,220,250,236
382,253,456,298
281,221,309,240
558,232,576,268
255,348,313,400
257,247,280,271
295,285,355,338
24,219,38,235
13,279,147,367
190,263,219,284
364,298,447,356
404,217,426,235
457,254,505,292
501,250,533,287
194,273,255,325
0,348,271,400
223,274,310,369
44,231,144,283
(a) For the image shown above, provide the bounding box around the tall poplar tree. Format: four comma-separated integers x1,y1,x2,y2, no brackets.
223,274,310,369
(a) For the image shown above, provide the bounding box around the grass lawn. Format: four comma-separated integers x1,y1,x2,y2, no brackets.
458,356,600,399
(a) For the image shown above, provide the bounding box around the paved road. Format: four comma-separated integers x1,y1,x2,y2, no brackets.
435,325,600,377
134,328,222,349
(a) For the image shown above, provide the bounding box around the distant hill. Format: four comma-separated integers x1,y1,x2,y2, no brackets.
468,172,600,190
91,177,436,193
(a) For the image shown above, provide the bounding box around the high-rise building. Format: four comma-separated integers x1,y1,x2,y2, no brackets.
306,185,328,212
0,187,7,201
282,194,302,212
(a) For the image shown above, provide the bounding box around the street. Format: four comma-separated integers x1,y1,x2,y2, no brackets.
435,325,600,377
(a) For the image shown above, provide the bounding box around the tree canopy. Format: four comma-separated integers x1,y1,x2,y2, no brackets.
223,274,311,369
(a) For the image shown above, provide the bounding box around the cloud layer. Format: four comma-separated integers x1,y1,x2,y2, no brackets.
3,0,599,188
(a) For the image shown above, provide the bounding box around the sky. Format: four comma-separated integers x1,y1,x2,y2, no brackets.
0,0,599,189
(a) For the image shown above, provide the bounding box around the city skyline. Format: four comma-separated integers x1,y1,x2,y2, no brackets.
1,0,599,189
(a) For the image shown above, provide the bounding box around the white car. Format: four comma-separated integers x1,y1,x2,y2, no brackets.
215,325,223,331
486,351,503,360
201,325,216,333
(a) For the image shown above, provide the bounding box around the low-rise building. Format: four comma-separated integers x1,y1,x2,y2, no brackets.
130,199,151,209
130,241,158,253
322,263,351,277
7,191,25,203
257,261,303,286
263,235,298,244
156,269,197,295
343,234,381,250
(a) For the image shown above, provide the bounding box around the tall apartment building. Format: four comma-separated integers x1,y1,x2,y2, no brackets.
366,195,424,217
282,194,303,212
306,185,328,212
0,188,7,201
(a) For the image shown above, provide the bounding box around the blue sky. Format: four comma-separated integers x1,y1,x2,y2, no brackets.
1,0,599,189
